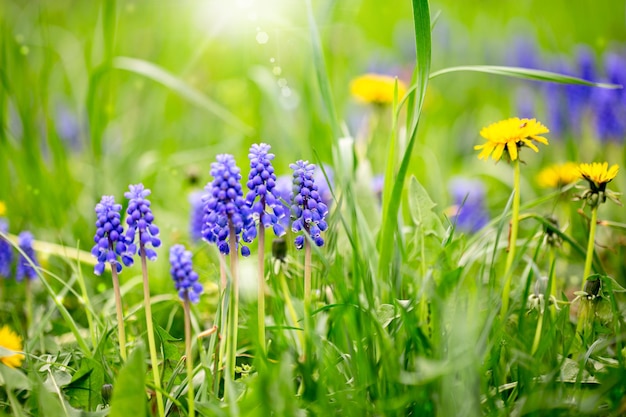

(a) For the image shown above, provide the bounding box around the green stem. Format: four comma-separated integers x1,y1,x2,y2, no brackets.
226,220,239,383
279,266,305,354
502,159,521,317
140,244,165,417
303,237,312,359
111,267,127,361
257,223,266,355
582,206,598,290
25,279,33,337
531,310,544,355
184,299,195,417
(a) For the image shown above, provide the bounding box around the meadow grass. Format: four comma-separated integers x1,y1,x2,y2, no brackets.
1,0,626,416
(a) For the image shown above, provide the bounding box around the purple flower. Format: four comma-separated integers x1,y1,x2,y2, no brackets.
169,244,203,304
449,178,489,234
0,219,13,278
202,154,255,256
16,231,38,282
314,165,334,208
91,196,130,275
124,184,161,262
245,143,286,237
566,46,596,135
274,175,293,230
189,191,206,243
290,160,329,249
543,58,571,139
592,52,626,142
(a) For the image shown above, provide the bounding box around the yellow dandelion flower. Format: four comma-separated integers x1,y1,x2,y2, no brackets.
0,325,25,368
0,201,6,216
474,117,549,162
350,74,407,105
578,162,619,191
537,162,581,188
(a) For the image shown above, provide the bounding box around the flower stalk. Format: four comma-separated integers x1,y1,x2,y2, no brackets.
502,159,521,316
582,206,598,290
184,299,195,417
111,267,127,361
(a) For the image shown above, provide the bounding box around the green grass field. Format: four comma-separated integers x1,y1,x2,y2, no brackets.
1,0,625,416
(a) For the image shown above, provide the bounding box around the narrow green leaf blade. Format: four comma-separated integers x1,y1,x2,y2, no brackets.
429,65,621,88
379,0,431,278
408,176,444,237
109,344,148,417
112,56,254,135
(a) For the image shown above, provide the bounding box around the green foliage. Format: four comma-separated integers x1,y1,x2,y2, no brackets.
109,344,148,417
64,357,105,411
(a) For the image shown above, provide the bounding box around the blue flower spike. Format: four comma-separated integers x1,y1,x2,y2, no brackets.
202,154,255,256
16,231,39,282
91,196,129,275
246,143,286,238
124,184,161,262
290,160,329,249
169,244,203,304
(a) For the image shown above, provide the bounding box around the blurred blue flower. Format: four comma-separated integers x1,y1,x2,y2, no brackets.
124,184,161,262
16,231,38,282
314,165,334,208
543,58,571,139
565,46,596,135
273,175,293,230
91,196,130,275
202,154,255,256
592,52,626,142
290,160,329,249
0,219,13,278
169,244,203,304
55,104,81,151
449,178,489,234
189,191,206,243
371,174,384,203
245,143,286,237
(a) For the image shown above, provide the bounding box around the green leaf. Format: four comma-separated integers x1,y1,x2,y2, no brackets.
378,0,431,279
598,274,626,293
64,357,104,411
376,304,398,328
155,324,181,365
109,344,148,417
429,65,621,88
0,365,31,391
112,57,254,135
408,176,445,237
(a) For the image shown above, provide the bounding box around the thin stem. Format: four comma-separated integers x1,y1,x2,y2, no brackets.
184,299,195,417
226,220,239,381
140,244,165,417
76,267,97,348
531,310,544,355
25,279,33,337
279,266,305,354
303,237,312,359
111,266,127,361
582,206,598,290
257,223,266,355
502,159,521,317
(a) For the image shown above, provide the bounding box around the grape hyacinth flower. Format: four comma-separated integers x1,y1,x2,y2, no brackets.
91,196,129,275
0,219,12,278
169,245,203,304
291,161,329,249
169,244,202,416
189,191,206,243
246,143,287,237
245,143,286,354
592,53,626,142
124,183,164,416
124,184,161,261
16,231,38,282
91,195,129,360
202,154,255,256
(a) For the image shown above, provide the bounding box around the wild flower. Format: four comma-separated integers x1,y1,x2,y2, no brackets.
0,219,13,278
314,165,334,208
536,162,580,189
202,154,255,256
448,178,489,233
189,191,206,243
91,196,130,275
577,162,620,207
350,73,407,105
290,160,329,249
169,244,203,303
16,231,38,282
245,143,286,237
592,53,626,142
475,117,549,161
124,184,161,262
0,325,24,368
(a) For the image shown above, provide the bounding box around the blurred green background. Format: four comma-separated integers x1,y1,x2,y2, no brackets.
1,0,624,254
